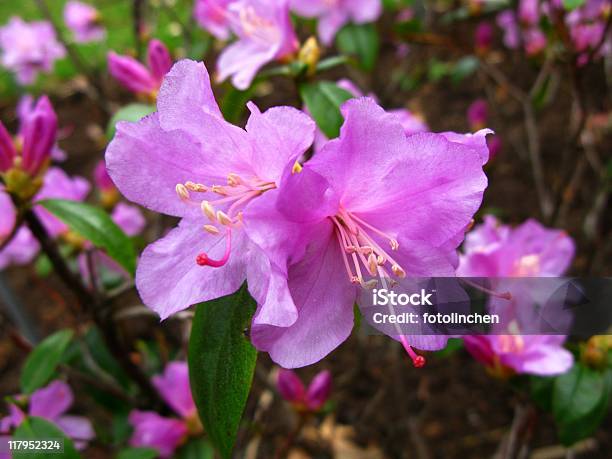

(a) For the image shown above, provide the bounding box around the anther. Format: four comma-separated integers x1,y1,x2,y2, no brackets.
367,253,378,276
175,184,190,201
377,255,385,265
292,161,303,174
350,276,361,285
216,211,232,226
391,264,406,278
203,225,220,235
227,173,242,186
390,239,399,251
185,181,207,192
201,201,216,222
211,185,228,196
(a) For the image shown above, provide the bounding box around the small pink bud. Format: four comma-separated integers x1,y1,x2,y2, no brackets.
147,39,172,84
474,22,494,52
305,370,332,411
0,121,16,172
108,51,156,94
277,369,306,404
21,96,57,175
487,135,502,158
93,160,114,192
467,99,488,131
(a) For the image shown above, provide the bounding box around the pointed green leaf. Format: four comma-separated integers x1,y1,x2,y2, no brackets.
299,81,353,139
188,284,257,459
20,329,74,394
39,199,137,276
336,23,380,71
116,448,158,459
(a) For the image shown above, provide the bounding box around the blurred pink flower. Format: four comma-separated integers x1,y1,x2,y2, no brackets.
128,362,197,458
216,0,299,90
0,17,65,85
108,39,172,97
64,1,105,43
0,380,94,449
458,216,575,376
496,11,520,49
0,167,90,269
93,160,114,193
194,0,232,40
277,369,332,411
290,0,382,45
518,0,540,26
111,202,145,237
523,27,546,55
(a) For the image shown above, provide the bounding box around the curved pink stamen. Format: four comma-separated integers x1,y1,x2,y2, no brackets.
196,229,232,268
400,335,426,368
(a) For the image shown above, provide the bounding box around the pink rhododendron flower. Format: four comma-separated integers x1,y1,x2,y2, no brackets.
216,0,299,90
277,368,332,411
242,97,489,368
290,0,382,45
523,27,546,55
0,380,94,449
0,168,90,269
0,17,65,85
459,216,575,376
194,0,232,40
128,362,198,457
64,1,105,43
17,95,66,162
0,95,57,178
106,59,315,319
111,202,146,237
108,39,172,97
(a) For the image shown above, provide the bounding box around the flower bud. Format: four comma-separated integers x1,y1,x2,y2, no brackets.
0,121,16,172
21,96,57,176
94,160,114,192
467,99,488,131
298,37,321,76
108,52,156,94
276,369,305,404
147,39,172,84
475,22,493,54
305,370,332,411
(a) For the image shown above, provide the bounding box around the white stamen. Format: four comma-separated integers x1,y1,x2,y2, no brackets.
201,201,217,222
175,184,190,201
203,224,220,235
217,210,233,226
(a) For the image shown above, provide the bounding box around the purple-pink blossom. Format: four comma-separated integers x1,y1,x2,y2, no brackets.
216,0,299,90
475,22,494,52
0,380,94,449
106,59,315,320
242,97,489,368
128,362,198,457
277,368,332,411
0,17,65,85
467,99,488,131
108,39,172,97
64,1,105,43
290,0,382,45
459,216,575,377
194,0,232,40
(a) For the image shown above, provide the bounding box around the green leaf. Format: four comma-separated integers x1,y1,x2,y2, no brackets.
107,104,156,139
221,85,256,124
562,0,586,11
13,417,81,458
530,375,555,411
188,283,258,459
20,330,73,394
39,199,137,276
451,56,479,84
299,81,353,139
336,23,379,71
552,363,611,445
116,448,159,459
176,438,215,459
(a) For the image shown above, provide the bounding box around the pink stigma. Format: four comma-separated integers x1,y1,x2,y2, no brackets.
195,229,232,268
400,335,426,368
